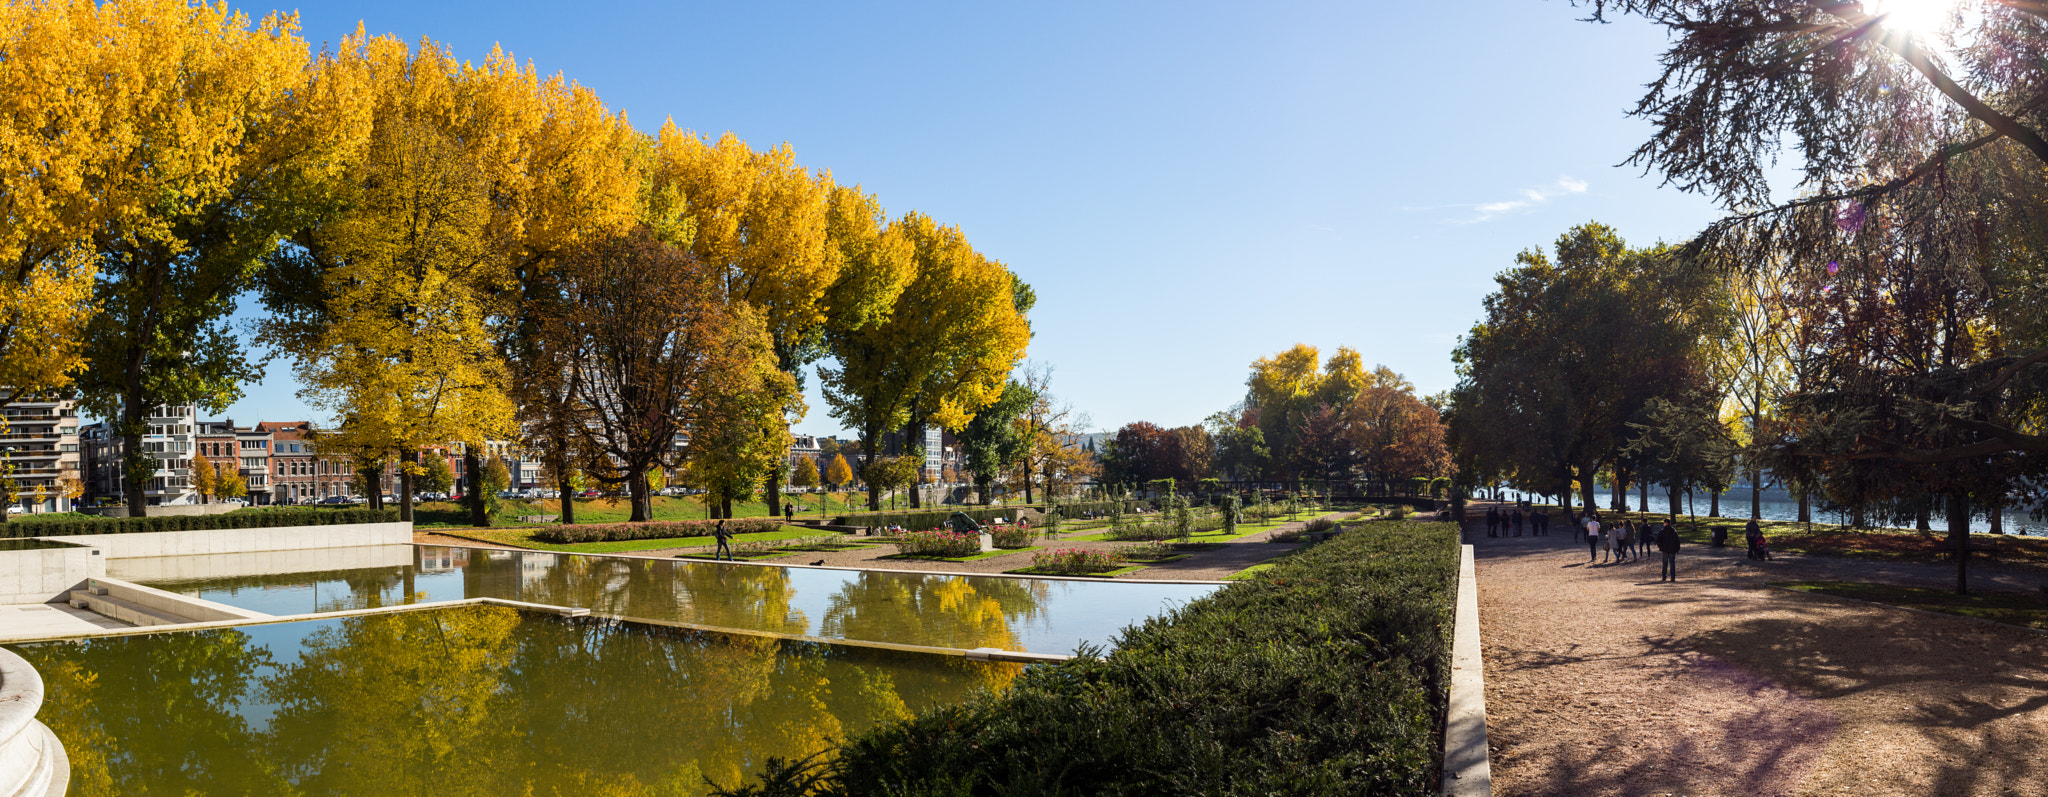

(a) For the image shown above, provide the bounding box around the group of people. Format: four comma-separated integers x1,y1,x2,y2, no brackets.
1476,502,1685,581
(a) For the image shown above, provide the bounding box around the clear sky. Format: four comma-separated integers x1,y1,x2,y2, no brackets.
216,0,1729,437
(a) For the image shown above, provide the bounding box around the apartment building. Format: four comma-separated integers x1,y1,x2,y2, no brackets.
79,404,200,507
0,394,82,514
257,421,356,504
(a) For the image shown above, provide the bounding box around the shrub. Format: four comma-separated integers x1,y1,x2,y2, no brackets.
1112,541,1176,562
712,521,1459,796
531,518,781,545
1305,517,1337,533
0,507,399,539
1028,548,1120,573
890,529,981,558
990,526,1040,549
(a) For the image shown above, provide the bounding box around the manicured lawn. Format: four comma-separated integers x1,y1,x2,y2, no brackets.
1774,580,2048,631
433,525,820,554
879,546,1044,563
1223,563,1275,581
410,493,877,528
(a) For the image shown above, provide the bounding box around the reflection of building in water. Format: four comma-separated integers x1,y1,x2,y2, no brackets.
416,546,462,573
521,553,557,585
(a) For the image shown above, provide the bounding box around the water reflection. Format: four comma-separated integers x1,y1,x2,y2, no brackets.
116,546,1215,654
18,606,1020,796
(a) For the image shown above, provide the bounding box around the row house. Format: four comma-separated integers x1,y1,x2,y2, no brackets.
257,421,355,503
0,394,83,514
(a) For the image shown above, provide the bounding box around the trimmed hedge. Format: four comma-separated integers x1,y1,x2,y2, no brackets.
0,507,400,539
530,518,783,545
829,506,1024,531
715,520,1460,796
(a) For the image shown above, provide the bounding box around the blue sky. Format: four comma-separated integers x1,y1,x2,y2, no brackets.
220,0,1728,437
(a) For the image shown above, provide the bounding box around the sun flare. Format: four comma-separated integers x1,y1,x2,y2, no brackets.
1868,0,1960,35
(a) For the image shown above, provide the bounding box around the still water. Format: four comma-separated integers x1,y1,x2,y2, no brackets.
14,605,1018,796
112,545,1219,655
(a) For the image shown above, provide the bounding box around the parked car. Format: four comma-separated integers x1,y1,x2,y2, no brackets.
5,506,25,515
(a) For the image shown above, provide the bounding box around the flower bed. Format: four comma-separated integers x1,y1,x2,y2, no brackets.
889,529,981,558
990,526,1041,549
531,518,782,544
1027,548,1121,574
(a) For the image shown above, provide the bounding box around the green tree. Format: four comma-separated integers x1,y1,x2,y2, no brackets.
957,379,1034,504
421,456,455,496
1449,223,1723,513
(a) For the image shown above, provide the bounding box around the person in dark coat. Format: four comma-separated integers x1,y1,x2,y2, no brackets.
1657,520,1681,581
1487,507,1500,538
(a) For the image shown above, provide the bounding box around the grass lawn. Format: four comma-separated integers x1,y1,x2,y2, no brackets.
1004,564,1149,578
879,546,1045,563
1060,512,1334,543
411,493,877,528
432,525,821,554
1774,580,2048,631
1223,563,1275,581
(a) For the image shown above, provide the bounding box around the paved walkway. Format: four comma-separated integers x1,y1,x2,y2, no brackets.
1471,516,2048,796
0,603,131,642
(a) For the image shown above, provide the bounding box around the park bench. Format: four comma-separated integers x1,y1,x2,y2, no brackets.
1935,537,2001,561
516,515,560,524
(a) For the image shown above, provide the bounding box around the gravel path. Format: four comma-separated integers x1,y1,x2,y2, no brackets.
1472,512,2048,796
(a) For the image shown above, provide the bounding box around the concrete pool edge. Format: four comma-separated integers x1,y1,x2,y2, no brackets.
0,595,1073,665
413,538,1232,586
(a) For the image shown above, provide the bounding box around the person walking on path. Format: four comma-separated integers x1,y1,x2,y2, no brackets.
1657,519,1681,581
1512,507,1525,537
1585,514,1602,561
713,519,734,561
1618,521,1634,562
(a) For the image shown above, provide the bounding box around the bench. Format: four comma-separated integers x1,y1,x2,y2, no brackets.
1936,538,2001,560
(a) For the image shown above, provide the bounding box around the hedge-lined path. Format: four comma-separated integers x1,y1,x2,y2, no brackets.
1472,516,2048,796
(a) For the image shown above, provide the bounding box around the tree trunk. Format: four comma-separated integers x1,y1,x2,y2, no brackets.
765,466,783,516
122,398,150,518
464,451,488,527
1577,462,1599,515
1750,472,1762,520
558,468,576,526
721,494,733,519
1668,483,1680,520
1991,502,2003,535
398,449,416,523
1916,502,1932,531
1639,480,1648,514
1611,473,1624,513
629,469,650,522
1950,490,1971,595
1709,489,1721,518
1797,488,1811,524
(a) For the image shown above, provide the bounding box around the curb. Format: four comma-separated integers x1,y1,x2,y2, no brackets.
1444,543,1492,796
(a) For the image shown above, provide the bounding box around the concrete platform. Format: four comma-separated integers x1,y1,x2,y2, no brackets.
0,603,131,642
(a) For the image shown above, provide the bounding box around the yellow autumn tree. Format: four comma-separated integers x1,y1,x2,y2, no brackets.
190,455,217,504
270,34,516,524
821,212,1031,509
650,125,836,515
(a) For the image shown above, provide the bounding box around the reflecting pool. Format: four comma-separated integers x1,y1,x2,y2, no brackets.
113,545,1218,654
14,605,1021,796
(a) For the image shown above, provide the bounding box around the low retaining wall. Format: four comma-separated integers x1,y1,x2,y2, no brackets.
1443,543,1492,796
76,577,268,624
0,543,103,605
108,544,413,584
0,648,68,797
38,521,412,560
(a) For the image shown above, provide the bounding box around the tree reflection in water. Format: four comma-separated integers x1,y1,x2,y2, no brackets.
13,606,1021,796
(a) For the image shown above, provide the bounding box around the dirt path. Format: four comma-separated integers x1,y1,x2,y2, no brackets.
1473,519,2048,796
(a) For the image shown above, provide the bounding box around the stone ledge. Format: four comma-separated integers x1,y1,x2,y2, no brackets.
1443,543,1492,796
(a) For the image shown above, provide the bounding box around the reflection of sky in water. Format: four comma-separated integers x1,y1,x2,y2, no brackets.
120,546,1218,655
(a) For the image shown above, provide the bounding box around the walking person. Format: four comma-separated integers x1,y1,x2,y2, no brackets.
1487,507,1500,538
1657,519,1681,581
1585,513,1602,561
1512,507,1524,537
1618,521,1634,561
713,518,734,561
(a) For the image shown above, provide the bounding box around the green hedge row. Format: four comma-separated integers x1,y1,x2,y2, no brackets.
0,507,401,539
829,506,1025,531
1050,499,1143,519
717,521,1460,796
530,518,784,544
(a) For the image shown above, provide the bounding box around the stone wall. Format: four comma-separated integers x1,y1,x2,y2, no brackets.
38,521,412,560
